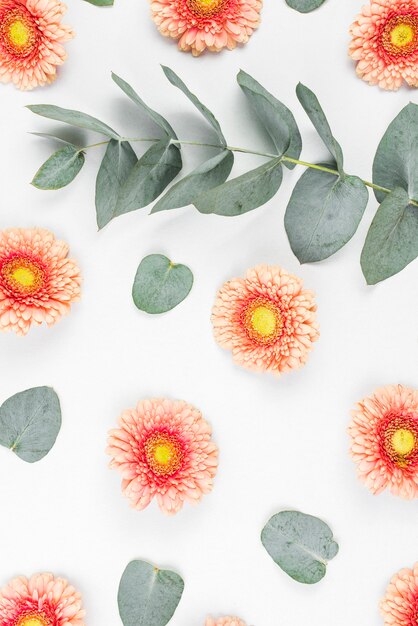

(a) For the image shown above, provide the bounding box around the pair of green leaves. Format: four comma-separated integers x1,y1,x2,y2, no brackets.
0,387,61,463
261,510,338,584
286,0,327,11
118,560,184,626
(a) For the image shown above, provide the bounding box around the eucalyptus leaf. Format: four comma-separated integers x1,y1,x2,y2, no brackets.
27,104,119,139
31,145,85,190
30,132,77,146
0,387,61,463
373,103,418,203
296,83,344,175
152,150,234,213
84,0,113,5
96,139,138,229
194,158,282,216
286,0,326,11
118,560,184,626
285,165,368,262
361,187,418,284
162,66,226,145
261,510,339,585
116,140,182,218
237,70,302,169
132,254,193,314
111,73,177,139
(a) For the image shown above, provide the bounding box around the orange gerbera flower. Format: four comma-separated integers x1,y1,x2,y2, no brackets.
0,228,81,335
349,384,418,498
0,0,74,90
0,573,85,626
107,398,218,515
206,617,247,626
211,265,319,375
150,0,262,56
349,0,418,90
381,563,418,625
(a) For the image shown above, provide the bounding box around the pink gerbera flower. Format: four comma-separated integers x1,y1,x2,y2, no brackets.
349,0,418,90
349,384,418,498
205,617,247,626
0,0,74,90
211,264,319,375
0,573,85,626
381,563,418,625
0,228,81,336
107,398,218,515
150,0,262,56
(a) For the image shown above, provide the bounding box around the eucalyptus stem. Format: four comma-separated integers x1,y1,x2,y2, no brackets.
81,136,418,207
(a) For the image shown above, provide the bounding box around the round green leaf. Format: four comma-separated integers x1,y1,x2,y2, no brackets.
261,510,339,584
132,254,193,314
0,387,61,463
286,0,326,12
118,560,184,626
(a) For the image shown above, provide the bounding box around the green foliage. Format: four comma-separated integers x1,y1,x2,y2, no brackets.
29,67,418,282
286,0,326,12
261,510,339,584
118,560,184,626
84,0,113,5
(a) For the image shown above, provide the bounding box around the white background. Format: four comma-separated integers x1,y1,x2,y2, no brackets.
1,1,418,624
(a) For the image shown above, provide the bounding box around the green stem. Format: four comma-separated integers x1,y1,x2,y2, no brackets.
81,137,418,207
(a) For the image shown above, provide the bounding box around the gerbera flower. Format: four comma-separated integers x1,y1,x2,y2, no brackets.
349,384,418,498
380,563,418,625
349,0,418,90
205,617,247,626
0,0,74,90
107,398,218,515
0,572,85,626
211,264,319,375
0,228,81,335
149,0,262,56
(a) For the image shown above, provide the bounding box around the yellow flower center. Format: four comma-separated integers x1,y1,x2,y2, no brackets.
243,299,283,345
187,0,226,18
144,433,183,477
392,428,415,456
382,15,418,55
1,257,44,297
1,8,37,56
17,615,48,626
8,19,31,48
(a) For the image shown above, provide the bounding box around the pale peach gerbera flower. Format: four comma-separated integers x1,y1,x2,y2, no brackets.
150,0,262,56
206,617,247,626
380,563,418,625
0,573,85,626
107,398,218,515
211,265,319,375
349,0,418,90
349,385,418,498
0,228,81,335
0,0,74,90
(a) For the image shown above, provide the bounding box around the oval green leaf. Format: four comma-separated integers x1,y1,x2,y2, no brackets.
84,0,113,4
285,165,368,262
361,187,418,284
151,150,234,213
96,139,138,229
133,254,193,314
237,70,302,169
0,387,61,463
286,0,326,11
261,510,339,584
27,104,119,139
32,145,85,190
296,83,344,175
373,103,418,203
194,158,282,216
118,560,184,626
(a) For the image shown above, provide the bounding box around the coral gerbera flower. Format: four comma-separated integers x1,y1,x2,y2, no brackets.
380,563,418,625
107,398,218,515
0,0,74,90
349,0,418,90
0,573,85,626
0,228,81,335
211,264,319,375
349,384,418,498
205,617,247,626
150,0,262,56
